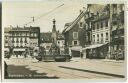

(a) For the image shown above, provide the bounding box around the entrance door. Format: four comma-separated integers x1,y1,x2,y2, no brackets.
71,50,80,57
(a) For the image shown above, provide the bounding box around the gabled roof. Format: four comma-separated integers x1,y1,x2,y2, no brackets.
40,32,52,43
63,11,87,33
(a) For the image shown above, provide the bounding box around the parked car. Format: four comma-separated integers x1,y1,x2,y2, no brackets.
36,54,72,62
54,54,72,62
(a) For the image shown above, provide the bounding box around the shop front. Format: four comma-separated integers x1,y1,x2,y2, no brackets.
111,36,124,60
13,48,26,57
82,43,108,59
70,46,82,57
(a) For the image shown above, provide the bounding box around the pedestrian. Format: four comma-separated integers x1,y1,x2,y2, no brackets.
16,54,18,58
24,52,26,58
89,50,92,59
80,53,83,58
33,50,38,62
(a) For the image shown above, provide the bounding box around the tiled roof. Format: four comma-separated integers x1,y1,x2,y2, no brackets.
40,32,52,43
63,11,87,33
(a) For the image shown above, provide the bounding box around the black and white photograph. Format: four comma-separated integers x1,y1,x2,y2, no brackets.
2,0,126,81
0,2,2,81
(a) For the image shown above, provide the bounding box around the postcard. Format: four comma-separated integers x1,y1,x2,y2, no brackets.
1,0,127,82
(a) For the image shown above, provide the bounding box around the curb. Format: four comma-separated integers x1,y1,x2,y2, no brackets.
59,66,125,78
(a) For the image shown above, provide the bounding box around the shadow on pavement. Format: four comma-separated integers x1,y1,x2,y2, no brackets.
5,65,59,79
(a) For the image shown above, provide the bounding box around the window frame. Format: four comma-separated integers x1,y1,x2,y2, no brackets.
106,32,108,41
101,33,103,43
73,32,78,39
97,34,99,43
73,40,78,46
97,22,99,30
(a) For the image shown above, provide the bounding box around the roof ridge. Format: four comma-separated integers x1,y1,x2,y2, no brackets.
63,10,87,33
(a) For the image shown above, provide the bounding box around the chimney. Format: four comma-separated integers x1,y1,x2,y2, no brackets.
80,10,83,13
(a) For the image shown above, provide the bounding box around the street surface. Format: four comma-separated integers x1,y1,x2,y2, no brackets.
5,57,125,79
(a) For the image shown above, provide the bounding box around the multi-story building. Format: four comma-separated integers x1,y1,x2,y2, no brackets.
82,4,109,59
110,4,124,59
62,8,86,57
8,27,30,56
4,27,11,53
40,32,52,55
56,33,65,54
4,26,40,57
29,26,40,47
83,4,124,59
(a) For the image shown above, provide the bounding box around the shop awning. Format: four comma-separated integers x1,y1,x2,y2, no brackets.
70,46,82,52
13,48,25,51
86,44,103,49
82,43,108,51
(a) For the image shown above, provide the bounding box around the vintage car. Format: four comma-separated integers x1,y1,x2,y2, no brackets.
54,54,72,62
36,54,72,62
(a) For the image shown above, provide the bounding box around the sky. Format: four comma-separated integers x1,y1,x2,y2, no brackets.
3,0,86,32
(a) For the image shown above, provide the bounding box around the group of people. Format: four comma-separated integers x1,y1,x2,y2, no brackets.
112,49,124,60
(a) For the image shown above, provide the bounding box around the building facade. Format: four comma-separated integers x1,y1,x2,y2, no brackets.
110,4,124,59
4,26,40,57
40,32,52,55
63,9,86,57
56,33,65,54
82,4,124,59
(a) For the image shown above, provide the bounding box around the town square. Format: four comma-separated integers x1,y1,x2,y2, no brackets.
3,1,125,79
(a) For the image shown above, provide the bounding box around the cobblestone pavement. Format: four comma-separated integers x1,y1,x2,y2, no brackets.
4,57,125,79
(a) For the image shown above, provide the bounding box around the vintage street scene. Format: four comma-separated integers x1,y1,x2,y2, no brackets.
3,1,125,79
